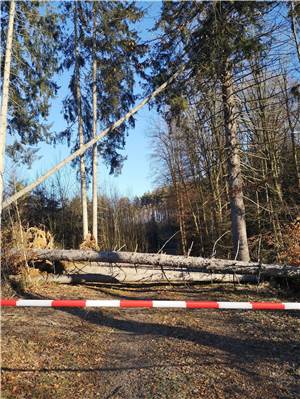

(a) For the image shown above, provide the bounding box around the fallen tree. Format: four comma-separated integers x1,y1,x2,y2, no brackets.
9,271,258,284
21,261,256,284
13,249,300,279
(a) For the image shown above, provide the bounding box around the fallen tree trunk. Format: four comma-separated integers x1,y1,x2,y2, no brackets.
9,271,258,284
14,249,300,278
58,263,259,282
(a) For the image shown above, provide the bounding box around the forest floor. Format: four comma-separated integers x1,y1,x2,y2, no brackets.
1,281,300,399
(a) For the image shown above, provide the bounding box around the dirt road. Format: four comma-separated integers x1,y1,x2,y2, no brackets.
1,283,300,398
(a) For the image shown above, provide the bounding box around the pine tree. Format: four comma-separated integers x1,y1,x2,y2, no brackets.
89,1,145,244
59,1,90,239
74,1,89,239
0,0,15,221
60,1,146,243
0,0,60,223
92,2,98,244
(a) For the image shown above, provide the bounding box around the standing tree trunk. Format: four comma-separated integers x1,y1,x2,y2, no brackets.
290,1,300,63
221,61,250,261
282,72,300,190
92,6,98,245
74,4,89,239
0,0,15,224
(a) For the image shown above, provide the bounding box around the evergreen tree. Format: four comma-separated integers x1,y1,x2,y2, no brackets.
0,0,60,163
0,0,15,222
0,0,60,223
59,1,91,239
60,1,146,242
88,1,145,244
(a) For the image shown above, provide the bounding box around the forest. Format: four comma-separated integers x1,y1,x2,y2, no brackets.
1,1,300,266
1,2,300,399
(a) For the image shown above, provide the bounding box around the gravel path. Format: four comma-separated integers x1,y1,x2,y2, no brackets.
1,283,300,398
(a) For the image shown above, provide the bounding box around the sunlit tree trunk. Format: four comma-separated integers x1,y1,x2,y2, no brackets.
282,73,300,190
74,4,88,239
92,5,98,244
290,1,300,63
221,61,250,261
0,0,15,224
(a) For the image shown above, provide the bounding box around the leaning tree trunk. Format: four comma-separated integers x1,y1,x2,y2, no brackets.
74,4,89,239
2,68,183,210
92,6,98,244
221,61,250,262
0,0,15,226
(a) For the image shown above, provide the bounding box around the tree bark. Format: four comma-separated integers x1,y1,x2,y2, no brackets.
10,270,258,284
74,3,89,239
19,249,300,278
291,1,300,63
0,0,15,224
283,71,300,190
92,4,98,244
221,61,250,261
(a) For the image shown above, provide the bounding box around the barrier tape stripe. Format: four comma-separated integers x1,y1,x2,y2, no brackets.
1,299,300,310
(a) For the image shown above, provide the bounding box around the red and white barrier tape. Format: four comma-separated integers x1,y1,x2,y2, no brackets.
1,299,300,310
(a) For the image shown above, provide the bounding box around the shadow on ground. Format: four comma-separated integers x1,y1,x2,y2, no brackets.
13,289,300,366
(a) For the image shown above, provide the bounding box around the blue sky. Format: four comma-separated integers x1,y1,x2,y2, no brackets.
6,1,162,199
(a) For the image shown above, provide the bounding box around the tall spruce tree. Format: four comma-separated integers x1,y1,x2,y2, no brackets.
149,1,273,261
0,0,15,222
60,1,146,243
60,1,90,239
92,2,98,243
0,0,60,223
89,1,145,244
